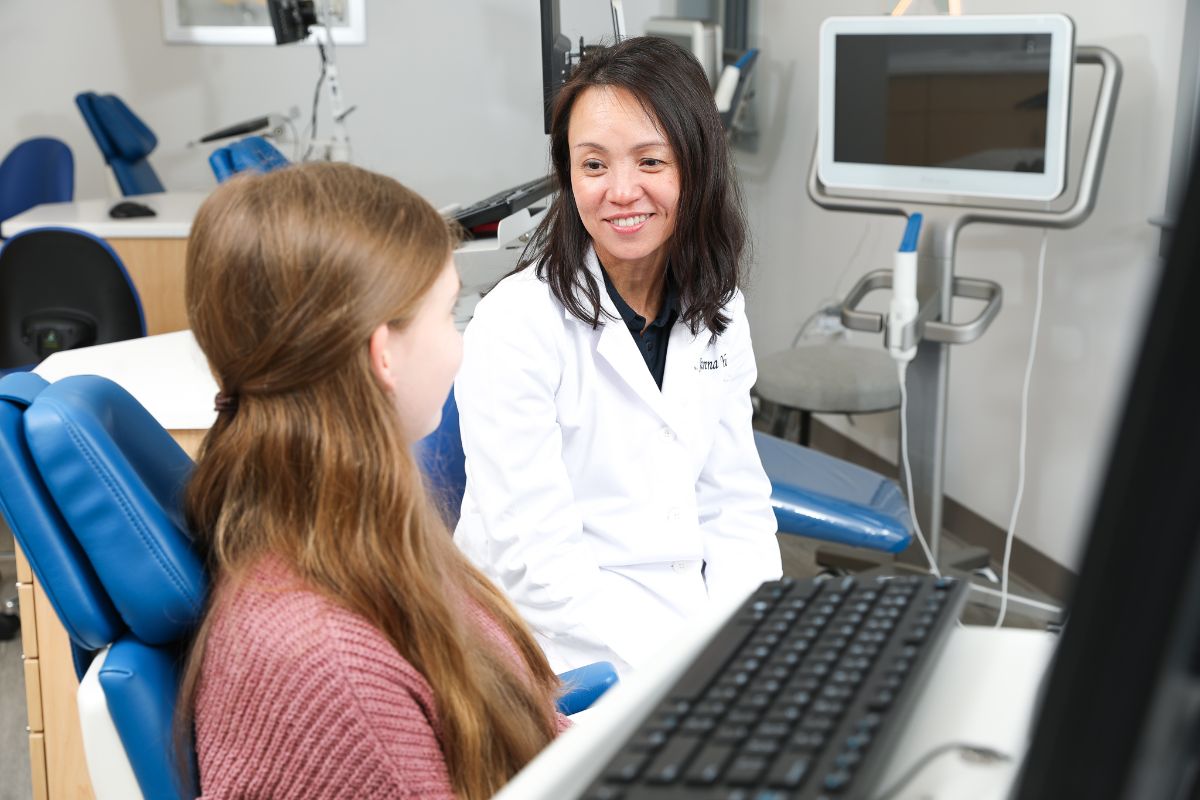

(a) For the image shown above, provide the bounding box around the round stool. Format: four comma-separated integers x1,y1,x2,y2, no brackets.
755,343,901,445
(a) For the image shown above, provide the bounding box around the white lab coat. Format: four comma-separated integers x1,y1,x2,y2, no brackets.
453,249,780,676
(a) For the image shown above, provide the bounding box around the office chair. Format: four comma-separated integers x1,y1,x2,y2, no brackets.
0,137,74,230
208,135,290,183
75,92,165,196
0,227,146,373
0,373,617,799
755,341,901,446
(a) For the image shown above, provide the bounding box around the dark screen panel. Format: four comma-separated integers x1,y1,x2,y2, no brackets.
834,33,1051,173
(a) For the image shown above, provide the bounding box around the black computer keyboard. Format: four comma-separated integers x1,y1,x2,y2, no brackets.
451,175,556,232
582,573,968,800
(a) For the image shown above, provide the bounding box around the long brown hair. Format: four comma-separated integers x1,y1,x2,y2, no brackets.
521,36,748,336
176,162,559,798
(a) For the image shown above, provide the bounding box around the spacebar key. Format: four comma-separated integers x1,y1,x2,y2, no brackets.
668,617,757,700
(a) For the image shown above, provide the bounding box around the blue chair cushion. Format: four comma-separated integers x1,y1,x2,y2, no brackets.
754,431,912,553
24,376,206,644
101,634,197,799
556,661,619,716
0,372,122,650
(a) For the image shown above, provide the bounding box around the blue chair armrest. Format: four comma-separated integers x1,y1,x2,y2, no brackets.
754,431,912,553
556,661,619,716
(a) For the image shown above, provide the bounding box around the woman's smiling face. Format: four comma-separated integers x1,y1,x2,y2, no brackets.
568,85,681,276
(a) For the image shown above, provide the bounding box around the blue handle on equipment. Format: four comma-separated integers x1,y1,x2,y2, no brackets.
899,212,924,252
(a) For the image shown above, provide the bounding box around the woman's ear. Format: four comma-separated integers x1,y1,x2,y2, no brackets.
368,323,398,393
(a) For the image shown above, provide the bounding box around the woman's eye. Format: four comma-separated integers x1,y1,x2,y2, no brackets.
641,158,663,167
582,159,604,171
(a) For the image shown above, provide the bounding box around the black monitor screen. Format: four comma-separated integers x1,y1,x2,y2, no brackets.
1013,144,1200,797
833,33,1052,174
540,0,573,135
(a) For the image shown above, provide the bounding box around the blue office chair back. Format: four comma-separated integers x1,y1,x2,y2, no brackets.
0,372,203,798
0,137,74,227
75,92,165,196
0,227,146,371
208,135,290,183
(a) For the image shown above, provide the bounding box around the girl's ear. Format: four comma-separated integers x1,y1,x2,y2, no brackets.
368,323,397,392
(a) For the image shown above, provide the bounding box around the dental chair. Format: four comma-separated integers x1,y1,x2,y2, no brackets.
0,373,616,799
74,92,165,197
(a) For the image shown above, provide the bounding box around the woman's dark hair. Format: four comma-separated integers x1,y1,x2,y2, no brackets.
519,35,748,336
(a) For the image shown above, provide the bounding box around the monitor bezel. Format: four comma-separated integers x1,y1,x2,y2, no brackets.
817,14,1076,202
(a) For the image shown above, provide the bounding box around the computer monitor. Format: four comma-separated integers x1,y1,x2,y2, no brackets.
1011,147,1200,795
818,14,1075,201
540,0,573,135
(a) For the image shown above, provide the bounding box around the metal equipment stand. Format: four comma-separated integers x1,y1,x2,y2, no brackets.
808,47,1121,616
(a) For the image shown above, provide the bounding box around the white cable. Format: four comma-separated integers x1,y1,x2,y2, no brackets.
994,229,1048,628
897,361,941,578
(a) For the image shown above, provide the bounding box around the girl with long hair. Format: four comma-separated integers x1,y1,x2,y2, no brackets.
176,162,565,799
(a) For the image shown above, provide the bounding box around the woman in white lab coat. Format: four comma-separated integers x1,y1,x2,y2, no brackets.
453,37,781,676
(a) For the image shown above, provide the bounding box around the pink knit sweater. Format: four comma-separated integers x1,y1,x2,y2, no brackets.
194,558,568,799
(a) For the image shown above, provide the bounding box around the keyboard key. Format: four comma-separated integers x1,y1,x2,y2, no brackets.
604,752,648,782
766,754,811,788
683,743,734,785
741,737,781,757
714,724,752,744
823,769,853,792
683,716,718,734
790,730,827,751
629,729,667,752
644,735,701,784
724,755,769,785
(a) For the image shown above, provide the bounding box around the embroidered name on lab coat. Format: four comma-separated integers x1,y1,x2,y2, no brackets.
698,353,728,370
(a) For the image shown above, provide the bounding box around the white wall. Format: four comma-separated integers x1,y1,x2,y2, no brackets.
736,0,1186,569
0,0,669,208
2,1,1184,571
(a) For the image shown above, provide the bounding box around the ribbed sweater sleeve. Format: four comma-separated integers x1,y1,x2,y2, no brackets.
195,559,532,799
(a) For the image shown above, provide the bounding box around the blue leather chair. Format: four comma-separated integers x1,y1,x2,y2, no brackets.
0,228,146,372
0,137,74,230
0,373,616,799
75,92,165,196
418,390,911,553
208,135,290,183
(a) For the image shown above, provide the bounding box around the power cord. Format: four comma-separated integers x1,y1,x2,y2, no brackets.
994,229,1049,628
871,742,1011,800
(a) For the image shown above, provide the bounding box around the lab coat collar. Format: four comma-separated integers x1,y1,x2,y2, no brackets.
574,247,710,430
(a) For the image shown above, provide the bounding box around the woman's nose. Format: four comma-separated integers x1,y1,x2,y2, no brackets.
606,166,644,204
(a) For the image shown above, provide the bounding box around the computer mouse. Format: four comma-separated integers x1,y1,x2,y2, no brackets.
108,201,157,219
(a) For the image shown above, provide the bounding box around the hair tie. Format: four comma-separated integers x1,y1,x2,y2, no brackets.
214,392,239,414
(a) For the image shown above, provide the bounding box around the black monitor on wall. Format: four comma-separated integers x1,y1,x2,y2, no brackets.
540,0,573,134
1012,144,1200,796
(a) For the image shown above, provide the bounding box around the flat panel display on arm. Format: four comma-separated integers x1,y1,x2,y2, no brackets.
818,14,1075,202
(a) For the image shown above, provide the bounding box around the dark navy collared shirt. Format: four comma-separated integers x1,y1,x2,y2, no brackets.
600,266,680,390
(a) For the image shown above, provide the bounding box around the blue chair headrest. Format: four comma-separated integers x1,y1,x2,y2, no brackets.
75,92,157,163
0,372,122,650
23,376,206,644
